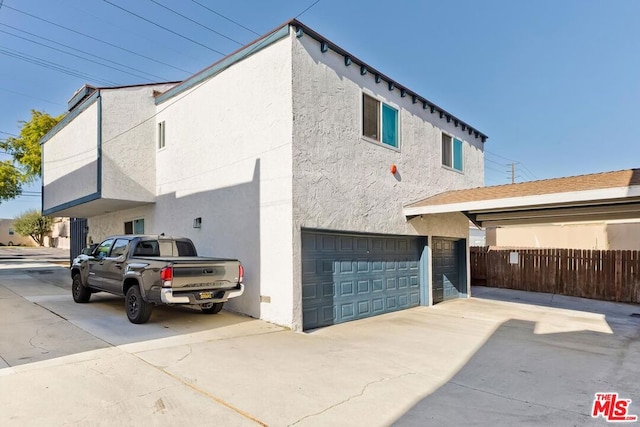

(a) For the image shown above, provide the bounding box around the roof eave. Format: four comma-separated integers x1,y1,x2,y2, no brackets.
403,185,640,217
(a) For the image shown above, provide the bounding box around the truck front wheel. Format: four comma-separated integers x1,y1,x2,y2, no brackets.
202,302,224,314
72,274,91,303
126,285,153,324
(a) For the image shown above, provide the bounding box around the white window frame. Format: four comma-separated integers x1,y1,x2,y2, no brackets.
441,132,464,173
361,92,400,151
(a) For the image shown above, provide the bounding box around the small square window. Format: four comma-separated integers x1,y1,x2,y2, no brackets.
442,133,463,172
362,94,398,148
158,121,165,149
124,219,144,235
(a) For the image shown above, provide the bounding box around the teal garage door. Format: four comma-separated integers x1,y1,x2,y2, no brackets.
302,231,424,330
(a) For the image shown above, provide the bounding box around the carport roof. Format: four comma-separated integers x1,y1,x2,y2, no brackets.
404,169,640,227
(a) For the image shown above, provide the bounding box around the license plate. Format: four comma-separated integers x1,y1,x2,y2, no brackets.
199,291,212,299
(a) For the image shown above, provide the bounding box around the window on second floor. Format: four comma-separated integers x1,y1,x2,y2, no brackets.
442,133,463,172
158,121,166,149
362,94,398,148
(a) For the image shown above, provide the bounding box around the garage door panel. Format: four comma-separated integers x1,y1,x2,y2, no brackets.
339,281,355,297
321,235,337,251
302,232,424,330
357,301,370,316
357,280,369,294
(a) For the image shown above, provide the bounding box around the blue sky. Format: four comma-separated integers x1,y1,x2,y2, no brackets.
0,0,638,218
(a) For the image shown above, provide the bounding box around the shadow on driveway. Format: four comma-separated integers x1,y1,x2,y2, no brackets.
394,287,640,426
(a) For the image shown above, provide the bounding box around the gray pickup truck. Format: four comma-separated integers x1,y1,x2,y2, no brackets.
71,235,244,324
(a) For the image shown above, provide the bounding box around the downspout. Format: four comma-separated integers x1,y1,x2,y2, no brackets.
96,91,102,196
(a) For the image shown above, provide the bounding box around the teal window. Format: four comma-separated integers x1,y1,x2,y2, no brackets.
362,94,399,148
442,133,463,172
382,104,398,147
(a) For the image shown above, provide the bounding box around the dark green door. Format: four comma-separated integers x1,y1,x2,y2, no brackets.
301,231,424,330
432,238,462,304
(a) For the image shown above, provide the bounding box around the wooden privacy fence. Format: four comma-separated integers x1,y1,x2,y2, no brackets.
470,247,640,303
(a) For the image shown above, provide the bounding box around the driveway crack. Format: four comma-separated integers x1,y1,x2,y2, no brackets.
448,380,591,418
289,373,417,426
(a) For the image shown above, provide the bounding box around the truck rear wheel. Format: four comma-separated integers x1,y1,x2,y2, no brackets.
202,302,224,314
126,285,152,324
72,274,91,303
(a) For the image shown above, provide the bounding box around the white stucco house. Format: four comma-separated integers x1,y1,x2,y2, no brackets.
42,20,488,331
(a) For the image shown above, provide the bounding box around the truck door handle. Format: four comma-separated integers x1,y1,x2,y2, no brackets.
114,263,122,269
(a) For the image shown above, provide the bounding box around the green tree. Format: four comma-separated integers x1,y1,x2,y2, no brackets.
1,110,64,183
0,161,23,202
13,210,53,246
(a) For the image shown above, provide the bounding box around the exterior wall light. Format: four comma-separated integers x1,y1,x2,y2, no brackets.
360,65,367,75
344,56,352,66
320,41,329,53
390,164,397,174
193,217,202,228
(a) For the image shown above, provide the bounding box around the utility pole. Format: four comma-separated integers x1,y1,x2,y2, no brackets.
511,162,515,184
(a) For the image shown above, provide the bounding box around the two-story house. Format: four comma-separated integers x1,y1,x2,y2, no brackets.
42,20,488,331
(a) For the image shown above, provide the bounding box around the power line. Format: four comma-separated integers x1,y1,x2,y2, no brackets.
148,0,244,46
2,4,193,75
485,149,539,180
190,0,259,36
485,149,516,162
0,86,64,107
60,0,204,64
103,0,226,56
0,23,169,82
485,157,506,166
296,0,321,18
0,28,158,83
0,130,17,137
0,46,118,86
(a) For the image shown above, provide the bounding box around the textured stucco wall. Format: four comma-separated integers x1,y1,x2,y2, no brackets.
87,205,155,244
101,84,175,203
150,34,294,324
43,101,98,211
290,34,484,329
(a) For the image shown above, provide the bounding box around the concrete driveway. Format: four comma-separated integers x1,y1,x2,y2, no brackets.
0,253,638,426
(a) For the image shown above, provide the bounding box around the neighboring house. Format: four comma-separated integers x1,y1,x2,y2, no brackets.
0,219,35,246
43,217,71,249
41,20,488,331
486,220,640,250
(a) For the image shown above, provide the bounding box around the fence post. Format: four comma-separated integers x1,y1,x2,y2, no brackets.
615,251,622,302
